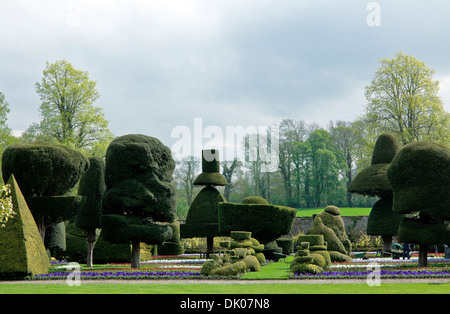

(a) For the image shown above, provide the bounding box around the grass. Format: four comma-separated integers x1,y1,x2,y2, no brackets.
296,207,371,217
0,282,449,294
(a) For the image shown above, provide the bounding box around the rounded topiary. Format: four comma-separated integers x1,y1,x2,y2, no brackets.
243,255,261,272
310,253,326,268
242,196,269,205
290,263,323,275
2,141,88,197
387,141,450,219
210,260,247,277
201,260,220,276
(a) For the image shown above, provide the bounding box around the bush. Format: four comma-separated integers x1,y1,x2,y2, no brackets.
243,255,261,272
201,260,220,276
2,141,88,197
242,196,269,205
210,261,247,276
218,203,297,244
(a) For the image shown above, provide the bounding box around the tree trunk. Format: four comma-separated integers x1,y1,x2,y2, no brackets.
87,240,94,267
131,240,141,269
86,229,97,267
418,244,428,267
382,235,392,252
206,236,214,258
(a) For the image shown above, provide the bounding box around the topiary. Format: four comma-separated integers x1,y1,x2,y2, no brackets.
387,140,450,266
2,141,88,197
242,196,269,205
102,134,177,268
1,142,88,244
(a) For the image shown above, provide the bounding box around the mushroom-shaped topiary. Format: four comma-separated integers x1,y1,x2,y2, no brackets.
1,141,88,242
102,134,177,268
387,140,450,267
348,134,404,252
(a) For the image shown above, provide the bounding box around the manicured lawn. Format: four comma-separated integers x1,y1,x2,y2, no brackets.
0,282,449,294
297,207,371,217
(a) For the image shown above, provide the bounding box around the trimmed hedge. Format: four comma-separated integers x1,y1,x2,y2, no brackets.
387,141,450,220
218,203,297,244
2,141,88,196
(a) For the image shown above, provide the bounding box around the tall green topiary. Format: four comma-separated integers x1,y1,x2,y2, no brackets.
305,206,352,262
387,140,450,267
76,156,106,267
0,175,50,279
180,149,228,255
348,133,403,252
102,134,176,268
1,141,88,242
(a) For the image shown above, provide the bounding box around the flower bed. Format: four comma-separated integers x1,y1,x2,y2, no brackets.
33,254,204,280
291,257,450,279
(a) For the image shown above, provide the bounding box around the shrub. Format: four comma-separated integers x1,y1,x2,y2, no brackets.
210,261,247,277
2,141,88,197
243,255,261,272
242,196,269,205
201,260,220,276
218,203,297,244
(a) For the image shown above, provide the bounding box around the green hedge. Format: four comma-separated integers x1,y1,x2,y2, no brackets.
218,203,297,244
2,141,88,197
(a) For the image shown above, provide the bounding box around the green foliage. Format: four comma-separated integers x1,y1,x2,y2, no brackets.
242,196,269,205
366,197,403,236
218,202,297,244
2,141,89,196
27,60,114,154
76,157,106,230
102,134,177,248
0,175,50,278
363,52,450,146
387,141,450,219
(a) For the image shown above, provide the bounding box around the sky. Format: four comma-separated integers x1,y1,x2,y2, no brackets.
1,0,450,161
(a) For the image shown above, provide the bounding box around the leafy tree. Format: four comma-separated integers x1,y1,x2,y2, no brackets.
363,52,450,146
221,158,241,201
174,156,200,207
24,60,114,156
0,92,20,184
329,120,359,206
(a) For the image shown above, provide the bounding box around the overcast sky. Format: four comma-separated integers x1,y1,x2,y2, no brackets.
1,0,450,160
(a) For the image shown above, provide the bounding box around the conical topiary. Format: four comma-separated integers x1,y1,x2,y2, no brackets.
0,175,50,279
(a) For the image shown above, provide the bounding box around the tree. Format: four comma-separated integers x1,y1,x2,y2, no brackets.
0,92,20,184
25,60,114,155
76,157,106,267
2,142,88,242
363,52,450,146
102,134,176,268
278,119,308,206
304,129,347,207
387,141,450,267
221,158,241,201
329,120,358,206
174,156,200,207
